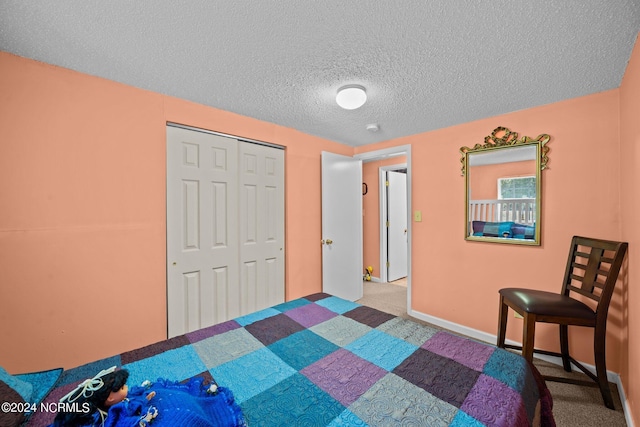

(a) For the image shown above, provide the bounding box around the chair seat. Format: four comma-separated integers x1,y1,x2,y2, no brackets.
499,288,596,322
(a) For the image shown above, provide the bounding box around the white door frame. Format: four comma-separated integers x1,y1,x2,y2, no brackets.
379,164,408,282
355,145,412,313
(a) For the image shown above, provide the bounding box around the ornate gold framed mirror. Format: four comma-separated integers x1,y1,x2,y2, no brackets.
460,127,550,245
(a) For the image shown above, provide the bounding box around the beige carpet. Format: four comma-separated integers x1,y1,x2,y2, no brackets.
357,281,628,427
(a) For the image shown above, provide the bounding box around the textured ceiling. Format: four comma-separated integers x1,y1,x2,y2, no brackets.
1,1,639,147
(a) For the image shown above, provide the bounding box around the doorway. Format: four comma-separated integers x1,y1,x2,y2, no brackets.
356,145,411,313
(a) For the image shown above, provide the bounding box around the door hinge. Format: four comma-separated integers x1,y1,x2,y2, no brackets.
385,180,389,187
386,261,390,268
386,220,390,228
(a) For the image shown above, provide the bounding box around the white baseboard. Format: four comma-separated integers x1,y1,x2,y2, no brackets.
407,308,633,425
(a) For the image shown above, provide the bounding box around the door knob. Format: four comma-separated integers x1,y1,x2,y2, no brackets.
325,239,333,245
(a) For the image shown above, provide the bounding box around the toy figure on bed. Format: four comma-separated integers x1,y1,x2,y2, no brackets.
50,366,246,427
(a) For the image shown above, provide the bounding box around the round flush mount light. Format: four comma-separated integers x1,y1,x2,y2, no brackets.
336,85,367,110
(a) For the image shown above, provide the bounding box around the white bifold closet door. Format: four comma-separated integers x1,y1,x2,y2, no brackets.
166,125,284,338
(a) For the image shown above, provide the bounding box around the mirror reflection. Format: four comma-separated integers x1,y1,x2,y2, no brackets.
461,127,550,246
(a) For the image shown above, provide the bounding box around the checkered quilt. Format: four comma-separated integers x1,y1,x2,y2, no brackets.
29,293,554,426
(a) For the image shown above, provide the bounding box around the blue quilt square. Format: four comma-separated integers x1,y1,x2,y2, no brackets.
241,373,345,426
316,296,361,314
345,329,417,371
210,347,296,403
269,329,339,370
123,344,208,386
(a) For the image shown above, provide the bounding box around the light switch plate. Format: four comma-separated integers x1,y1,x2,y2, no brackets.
414,210,422,222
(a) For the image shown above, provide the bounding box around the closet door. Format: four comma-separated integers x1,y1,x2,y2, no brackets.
239,143,285,313
166,126,285,338
166,126,240,338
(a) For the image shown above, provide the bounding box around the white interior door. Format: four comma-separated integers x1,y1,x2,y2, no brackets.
166,126,240,338
321,151,363,301
239,142,285,313
387,170,408,282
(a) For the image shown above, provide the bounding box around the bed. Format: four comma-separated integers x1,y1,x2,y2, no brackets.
23,293,554,426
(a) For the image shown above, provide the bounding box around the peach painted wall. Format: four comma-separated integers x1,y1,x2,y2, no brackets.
469,160,536,200
1,38,638,421
362,157,407,279
360,90,623,375
619,32,640,427
0,51,350,373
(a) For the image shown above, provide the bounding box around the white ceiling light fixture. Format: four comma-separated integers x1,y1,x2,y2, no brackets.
336,85,367,110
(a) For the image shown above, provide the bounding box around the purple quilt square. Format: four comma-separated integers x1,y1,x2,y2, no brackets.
244,313,306,346
286,303,337,328
301,349,387,406
461,374,529,427
186,319,241,343
393,348,479,408
343,306,396,328
121,335,190,364
26,380,79,426
422,331,494,371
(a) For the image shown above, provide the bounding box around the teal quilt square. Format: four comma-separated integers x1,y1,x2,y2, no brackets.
269,329,339,370
272,298,310,312
484,348,530,392
241,373,345,426
210,347,296,403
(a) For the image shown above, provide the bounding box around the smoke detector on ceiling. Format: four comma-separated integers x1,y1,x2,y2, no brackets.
366,123,380,132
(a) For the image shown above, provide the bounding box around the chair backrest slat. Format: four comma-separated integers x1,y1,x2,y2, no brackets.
567,285,600,301
562,236,628,315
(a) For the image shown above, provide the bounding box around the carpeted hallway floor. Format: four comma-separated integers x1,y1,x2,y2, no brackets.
357,281,628,427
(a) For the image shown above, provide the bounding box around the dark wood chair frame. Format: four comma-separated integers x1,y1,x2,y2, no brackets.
497,236,628,409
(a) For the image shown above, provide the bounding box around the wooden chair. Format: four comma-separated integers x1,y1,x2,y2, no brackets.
497,236,628,409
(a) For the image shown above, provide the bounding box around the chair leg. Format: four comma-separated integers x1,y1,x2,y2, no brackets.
522,313,536,362
559,324,571,372
497,296,508,348
594,327,614,409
